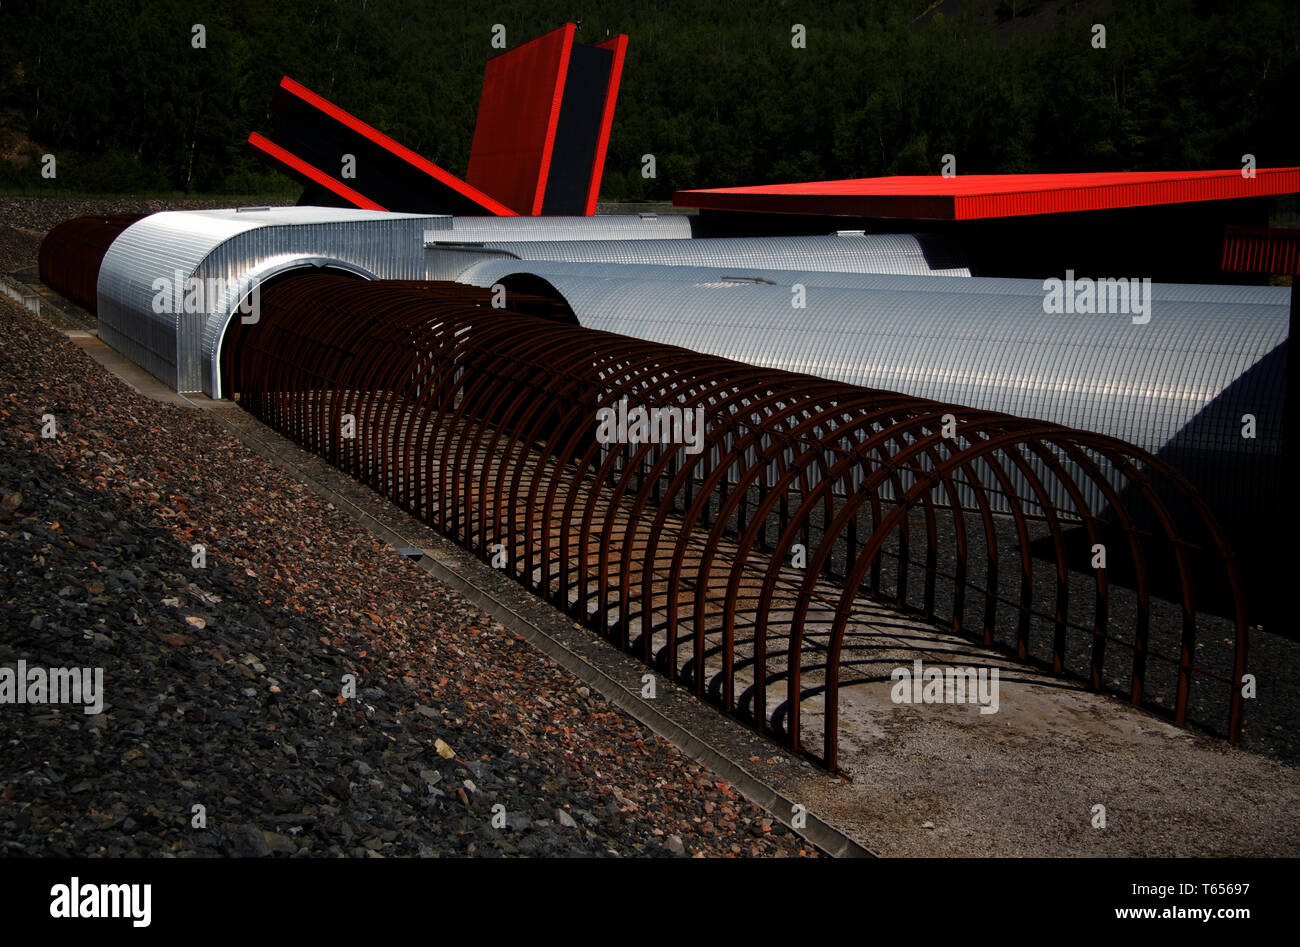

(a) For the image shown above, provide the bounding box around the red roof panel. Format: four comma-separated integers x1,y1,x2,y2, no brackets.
467,24,575,215
674,168,1300,220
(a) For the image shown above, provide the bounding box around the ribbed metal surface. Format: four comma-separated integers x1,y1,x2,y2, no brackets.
1221,226,1300,275
456,259,1289,306
426,214,693,245
424,232,971,280
456,264,1288,524
96,207,446,395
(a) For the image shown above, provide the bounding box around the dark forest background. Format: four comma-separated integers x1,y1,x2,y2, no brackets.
0,0,1295,198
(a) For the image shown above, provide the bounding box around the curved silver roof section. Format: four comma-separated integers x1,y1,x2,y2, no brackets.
424,232,971,280
457,258,1288,306
97,207,449,396
457,263,1288,517
427,214,693,245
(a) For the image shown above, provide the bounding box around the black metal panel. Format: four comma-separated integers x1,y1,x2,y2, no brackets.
540,43,613,215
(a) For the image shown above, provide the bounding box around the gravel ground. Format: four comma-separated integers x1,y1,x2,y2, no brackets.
0,291,817,858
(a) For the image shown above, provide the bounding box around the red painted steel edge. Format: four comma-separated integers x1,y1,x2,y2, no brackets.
247,133,387,210
273,76,518,216
466,25,575,215
532,25,575,215
674,168,1300,220
585,34,629,216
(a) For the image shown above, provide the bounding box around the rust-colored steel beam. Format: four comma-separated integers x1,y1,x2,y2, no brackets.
228,274,1250,770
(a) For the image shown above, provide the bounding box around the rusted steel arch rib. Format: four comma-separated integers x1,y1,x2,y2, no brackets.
467,324,616,578
636,377,896,686
699,398,951,719
728,416,1137,761
814,426,1237,767
812,427,1066,764
808,424,1102,760
651,384,1007,731
631,377,857,670
492,334,631,589
1024,436,1168,711
998,441,1075,671
451,322,565,556
559,346,708,626
649,381,899,692
353,311,418,492
1019,439,1110,681
610,370,865,661
1060,437,1245,730
529,347,666,605
726,429,923,727
1019,437,1155,698
237,275,1249,770
743,411,980,752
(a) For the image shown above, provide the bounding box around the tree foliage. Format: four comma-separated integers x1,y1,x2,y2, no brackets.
0,0,1294,195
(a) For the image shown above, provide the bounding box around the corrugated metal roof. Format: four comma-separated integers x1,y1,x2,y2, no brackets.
425,232,971,280
456,259,1288,306
97,207,445,395
456,263,1287,518
425,214,693,245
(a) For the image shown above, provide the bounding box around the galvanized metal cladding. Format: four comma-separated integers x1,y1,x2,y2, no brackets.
422,232,972,280
428,213,694,244
456,259,1289,544
65,208,973,398
228,275,1248,770
454,260,1288,461
456,258,1292,304
93,207,448,395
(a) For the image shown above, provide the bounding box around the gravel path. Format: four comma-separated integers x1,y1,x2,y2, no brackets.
0,292,817,858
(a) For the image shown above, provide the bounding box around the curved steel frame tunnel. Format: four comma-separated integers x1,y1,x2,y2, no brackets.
37,214,145,315
228,275,1248,769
